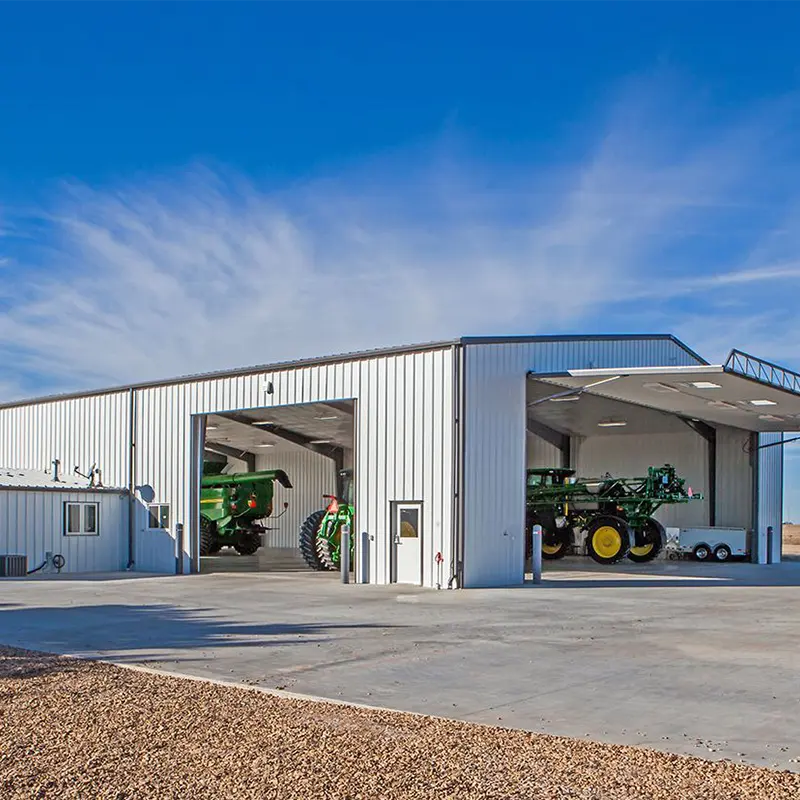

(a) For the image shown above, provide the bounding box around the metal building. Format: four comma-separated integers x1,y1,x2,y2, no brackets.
0,335,795,587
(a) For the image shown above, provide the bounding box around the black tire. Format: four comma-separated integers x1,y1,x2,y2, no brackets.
299,509,327,570
316,517,340,571
234,529,262,556
527,511,571,561
713,544,731,562
693,543,711,562
627,517,665,563
586,515,631,565
200,518,218,557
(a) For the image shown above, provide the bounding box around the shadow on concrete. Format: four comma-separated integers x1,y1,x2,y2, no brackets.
0,603,402,666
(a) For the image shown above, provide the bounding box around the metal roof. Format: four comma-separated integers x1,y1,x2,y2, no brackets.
0,468,124,492
0,333,700,410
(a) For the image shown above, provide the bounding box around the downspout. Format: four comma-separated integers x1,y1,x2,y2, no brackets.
126,387,137,569
448,342,465,589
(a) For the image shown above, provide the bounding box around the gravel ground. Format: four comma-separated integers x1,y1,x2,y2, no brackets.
1,647,798,800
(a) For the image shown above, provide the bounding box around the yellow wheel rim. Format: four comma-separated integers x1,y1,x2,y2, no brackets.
592,525,623,559
629,543,654,557
542,541,563,556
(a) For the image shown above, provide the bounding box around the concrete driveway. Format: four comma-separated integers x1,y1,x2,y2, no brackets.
1,559,799,771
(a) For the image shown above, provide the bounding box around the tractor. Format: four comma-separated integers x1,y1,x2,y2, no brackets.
199,462,292,556
526,464,702,565
299,468,355,571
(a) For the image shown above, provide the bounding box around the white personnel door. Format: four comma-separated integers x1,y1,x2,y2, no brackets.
393,502,423,585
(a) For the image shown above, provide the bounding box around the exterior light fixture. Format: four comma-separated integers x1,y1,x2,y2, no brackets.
689,381,722,390
750,399,777,406
315,415,339,420
256,443,275,448
310,439,332,444
597,420,627,428
206,425,218,430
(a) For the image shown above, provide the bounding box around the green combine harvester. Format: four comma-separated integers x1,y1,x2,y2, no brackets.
200,462,292,556
299,468,355,571
526,464,702,565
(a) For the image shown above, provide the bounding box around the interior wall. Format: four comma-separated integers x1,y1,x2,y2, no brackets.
575,431,709,529
526,433,564,468
715,425,753,530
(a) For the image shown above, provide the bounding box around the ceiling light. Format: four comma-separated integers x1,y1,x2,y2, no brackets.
309,439,332,444
315,415,339,420
597,420,627,428
548,394,580,403
750,399,777,407
689,381,722,390
707,400,738,410
206,425,218,430
256,443,275,448
253,420,273,426
644,382,681,394
758,414,783,422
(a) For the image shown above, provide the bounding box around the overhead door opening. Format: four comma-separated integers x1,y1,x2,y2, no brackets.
196,400,356,574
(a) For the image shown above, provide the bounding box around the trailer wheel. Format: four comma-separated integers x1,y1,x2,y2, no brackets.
234,530,262,556
586,515,631,564
693,543,711,561
627,517,665,563
713,544,731,562
299,509,327,571
199,518,219,557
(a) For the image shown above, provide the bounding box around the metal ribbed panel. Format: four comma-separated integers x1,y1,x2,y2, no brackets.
0,489,127,573
715,426,753,530
757,432,783,562
462,338,704,588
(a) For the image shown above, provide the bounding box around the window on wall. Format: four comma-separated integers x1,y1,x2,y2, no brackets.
148,504,170,530
64,502,100,536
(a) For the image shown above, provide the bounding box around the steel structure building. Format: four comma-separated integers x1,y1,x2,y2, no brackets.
0,334,794,587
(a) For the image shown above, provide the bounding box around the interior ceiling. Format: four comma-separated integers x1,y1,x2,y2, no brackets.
533,366,800,433
527,380,691,437
205,401,354,457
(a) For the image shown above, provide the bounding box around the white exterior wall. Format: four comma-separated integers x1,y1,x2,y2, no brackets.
462,338,704,588
0,347,456,586
0,489,127,573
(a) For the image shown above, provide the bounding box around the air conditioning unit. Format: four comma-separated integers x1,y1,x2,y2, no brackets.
0,555,27,577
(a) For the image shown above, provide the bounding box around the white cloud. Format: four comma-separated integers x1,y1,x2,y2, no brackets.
1,75,800,400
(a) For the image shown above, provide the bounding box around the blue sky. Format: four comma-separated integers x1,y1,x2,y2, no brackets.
2,2,800,514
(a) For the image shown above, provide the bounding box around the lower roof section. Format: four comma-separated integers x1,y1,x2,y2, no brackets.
531,350,800,433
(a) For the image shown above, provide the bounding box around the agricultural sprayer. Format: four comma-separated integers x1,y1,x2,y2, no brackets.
526,464,702,565
299,469,355,571
199,463,292,556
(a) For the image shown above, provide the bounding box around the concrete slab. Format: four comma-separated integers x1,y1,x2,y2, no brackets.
1,559,799,771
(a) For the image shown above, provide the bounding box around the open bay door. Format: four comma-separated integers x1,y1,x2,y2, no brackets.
528,350,798,564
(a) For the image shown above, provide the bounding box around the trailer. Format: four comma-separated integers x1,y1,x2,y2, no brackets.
665,526,748,562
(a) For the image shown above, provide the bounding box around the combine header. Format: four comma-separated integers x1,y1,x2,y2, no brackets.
526,464,702,564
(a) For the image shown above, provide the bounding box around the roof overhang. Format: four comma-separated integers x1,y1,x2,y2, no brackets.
529,350,800,434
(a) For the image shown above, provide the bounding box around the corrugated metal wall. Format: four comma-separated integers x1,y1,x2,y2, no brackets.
576,432,709,529
0,489,127,573
526,434,564,468
462,338,704,587
715,426,753,530
758,432,783,563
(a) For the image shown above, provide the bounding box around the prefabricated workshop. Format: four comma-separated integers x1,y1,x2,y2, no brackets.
0,335,793,586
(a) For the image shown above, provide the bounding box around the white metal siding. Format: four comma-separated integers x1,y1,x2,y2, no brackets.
462,338,704,588
576,432,709,529
715,426,753,530
758,432,783,562
526,434,564,468
0,489,127,573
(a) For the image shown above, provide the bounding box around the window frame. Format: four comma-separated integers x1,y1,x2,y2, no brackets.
147,503,171,530
63,501,101,537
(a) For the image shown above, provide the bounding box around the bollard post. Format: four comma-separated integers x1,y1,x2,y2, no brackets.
360,531,370,583
175,523,185,575
341,525,350,584
531,524,542,584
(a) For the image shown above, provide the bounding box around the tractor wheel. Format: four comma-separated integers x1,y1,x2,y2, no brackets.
316,517,341,571
234,529,262,556
299,509,327,571
627,517,665,563
528,512,571,560
586,515,631,565
199,518,219,557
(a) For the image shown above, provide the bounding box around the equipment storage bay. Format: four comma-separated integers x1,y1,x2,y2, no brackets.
0,335,793,587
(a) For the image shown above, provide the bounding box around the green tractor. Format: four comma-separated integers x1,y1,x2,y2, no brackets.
526,464,702,565
299,468,355,571
200,462,292,556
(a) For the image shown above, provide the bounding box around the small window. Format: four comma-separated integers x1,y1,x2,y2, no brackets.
148,504,170,529
64,502,100,536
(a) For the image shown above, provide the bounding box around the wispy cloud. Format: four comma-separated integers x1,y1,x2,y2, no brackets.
1,74,799,399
